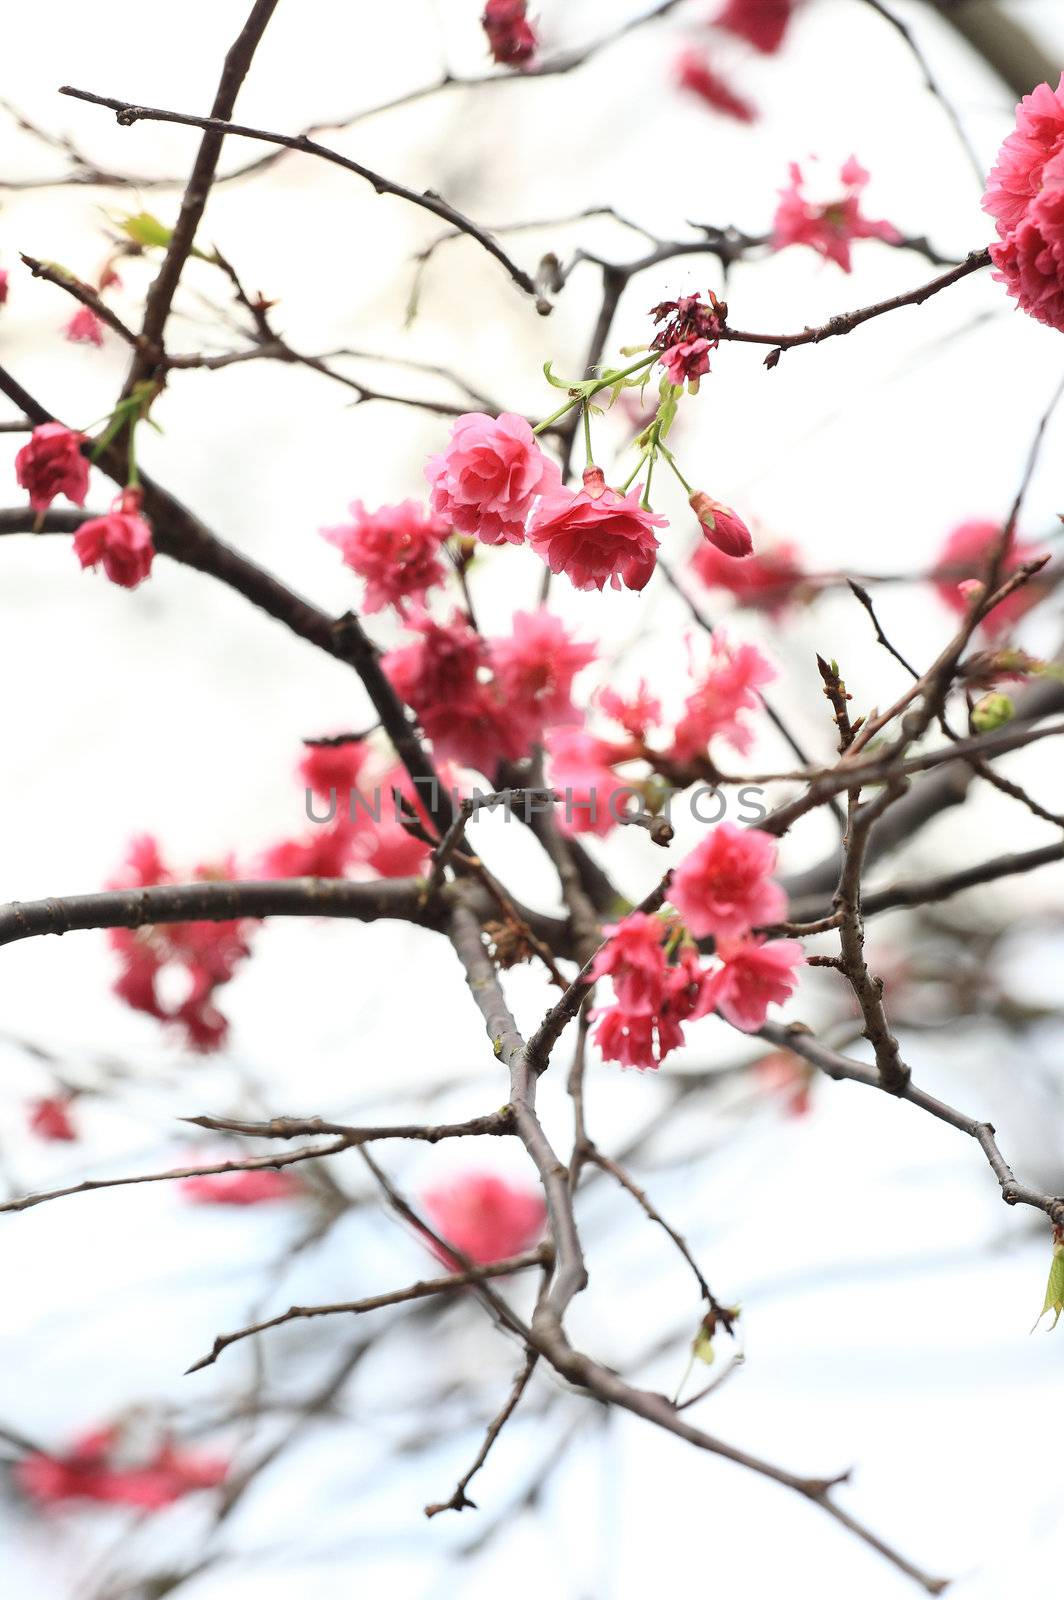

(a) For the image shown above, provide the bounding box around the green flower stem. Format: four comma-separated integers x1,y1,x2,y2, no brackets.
532,353,656,436
659,444,694,496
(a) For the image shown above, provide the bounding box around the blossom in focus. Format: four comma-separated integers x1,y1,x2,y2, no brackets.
322,500,450,614
983,76,1064,331
713,0,798,54
64,306,105,346
489,608,596,744
529,482,666,592
674,48,757,122
669,821,786,940
15,423,89,513
482,0,536,66
691,536,804,614
705,936,803,1030
773,156,901,272
932,519,1045,637
73,488,154,589
28,1096,78,1142
589,912,670,1014
690,491,753,558
425,411,559,546
669,633,775,760
17,1427,227,1509
591,921,713,1070
180,1168,302,1205
660,337,713,390
421,1172,546,1266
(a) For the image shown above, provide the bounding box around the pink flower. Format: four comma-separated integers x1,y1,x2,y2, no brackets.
107,838,254,1053
661,337,712,389
691,537,804,615
181,1168,302,1205
675,48,757,122
591,930,714,1070
259,820,359,881
713,0,797,54
754,1049,812,1116
489,609,596,744
545,727,635,837
425,411,559,546
589,912,669,1014
773,157,900,272
670,633,775,760
984,75,1064,238
64,306,105,347
28,1096,77,1142
482,0,537,66
73,488,154,589
705,936,803,1030
529,482,666,592
988,165,1064,331
669,822,786,939
383,609,519,773
599,682,662,740
322,499,450,614
650,292,727,355
17,1427,226,1509
421,1172,546,1266
15,423,90,513
932,519,1045,636
0,269,8,306
299,739,370,802
690,491,753,558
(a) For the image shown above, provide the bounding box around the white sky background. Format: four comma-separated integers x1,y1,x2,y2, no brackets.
2,1,1064,1596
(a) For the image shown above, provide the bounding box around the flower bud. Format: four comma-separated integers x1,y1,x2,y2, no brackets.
970,692,1013,733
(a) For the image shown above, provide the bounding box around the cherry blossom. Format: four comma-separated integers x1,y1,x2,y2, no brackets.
422,1172,546,1265
426,411,559,546
668,822,786,939
322,499,450,614
773,156,900,272
15,423,89,512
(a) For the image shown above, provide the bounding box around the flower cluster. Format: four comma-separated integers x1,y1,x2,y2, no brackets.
107,837,255,1052
421,1172,546,1266
984,75,1064,332
17,1425,227,1509
650,291,727,392
591,824,802,1070
773,156,900,272
383,606,594,774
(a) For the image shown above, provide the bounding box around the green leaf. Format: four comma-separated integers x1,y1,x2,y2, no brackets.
692,1326,716,1365
115,210,173,250
1033,1242,1064,1332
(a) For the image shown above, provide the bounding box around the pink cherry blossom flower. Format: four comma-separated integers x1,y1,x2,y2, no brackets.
425,411,559,546
691,536,804,615
669,633,775,760
529,482,666,592
383,609,521,773
73,488,154,589
298,739,370,802
983,75,1064,238
705,936,803,1030
669,822,787,940
322,499,450,614
988,162,1064,331
17,1428,227,1509
660,337,712,390
690,491,753,558
107,837,254,1053
674,48,757,122
15,423,90,513
489,609,596,744
773,157,900,272
544,727,635,837
589,913,670,1014
64,306,105,347
258,819,360,881
482,0,536,66
181,1168,302,1205
599,682,662,740
28,1096,78,1142
713,0,798,55
932,519,1045,637
422,1172,546,1266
